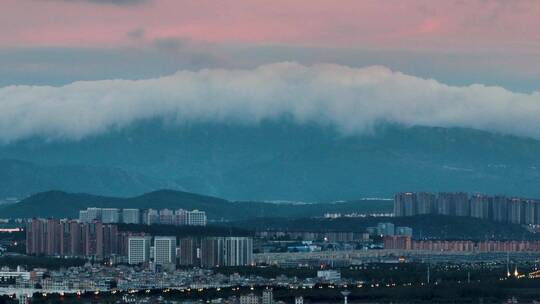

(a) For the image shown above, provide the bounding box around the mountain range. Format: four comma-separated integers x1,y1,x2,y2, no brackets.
1,120,540,201
0,190,391,220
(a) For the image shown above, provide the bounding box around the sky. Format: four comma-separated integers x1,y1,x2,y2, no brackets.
2,0,539,51
1,0,540,142
2,0,539,89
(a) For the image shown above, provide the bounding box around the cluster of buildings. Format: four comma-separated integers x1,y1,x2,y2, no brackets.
0,263,339,302
256,223,413,244
257,231,369,243
238,289,278,304
255,222,414,256
238,289,306,304
78,207,207,226
323,212,392,219
26,219,120,259
0,266,227,295
366,222,413,237
394,192,540,224
384,236,540,252
25,218,253,268
128,235,254,269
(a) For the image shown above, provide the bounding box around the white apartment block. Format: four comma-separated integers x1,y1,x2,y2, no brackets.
101,208,120,223
159,209,174,225
128,236,151,265
77,207,207,226
187,209,207,226
122,208,140,224
145,209,159,225
240,293,260,304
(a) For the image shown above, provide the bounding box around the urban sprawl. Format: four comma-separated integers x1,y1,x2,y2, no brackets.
2,193,540,302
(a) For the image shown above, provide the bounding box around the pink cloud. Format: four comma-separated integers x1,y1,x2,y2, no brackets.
1,0,539,52
417,18,444,34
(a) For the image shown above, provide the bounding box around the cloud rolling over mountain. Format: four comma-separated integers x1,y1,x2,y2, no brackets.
1,62,539,143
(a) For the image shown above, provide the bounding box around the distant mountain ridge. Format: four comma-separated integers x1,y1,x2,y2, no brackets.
0,158,172,198
1,120,540,201
0,190,392,220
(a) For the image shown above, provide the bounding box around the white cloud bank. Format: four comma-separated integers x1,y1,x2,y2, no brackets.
1,62,540,142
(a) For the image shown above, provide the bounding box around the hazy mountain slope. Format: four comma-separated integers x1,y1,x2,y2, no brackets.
0,190,392,220
0,121,539,200
0,159,168,198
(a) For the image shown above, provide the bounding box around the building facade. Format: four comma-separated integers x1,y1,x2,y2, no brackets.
394,192,540,225
26,218,118,259
128,236,151,265
224,237,253,267
153,236,177,271
122,209,140,224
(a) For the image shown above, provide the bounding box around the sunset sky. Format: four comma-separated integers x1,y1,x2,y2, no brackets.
2,0,539,50
2,0,540,91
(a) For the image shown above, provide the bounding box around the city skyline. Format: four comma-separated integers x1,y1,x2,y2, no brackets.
394,191,540,225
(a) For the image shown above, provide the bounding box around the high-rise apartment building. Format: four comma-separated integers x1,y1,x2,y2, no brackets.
535,201,540,226
144,209,159,226
26,218,118,259
26,219,44,255
224,237,253,267
173,209,208,226
416,192,436,215
187,210,207,226
82,221,103,259
453,192,470,216
68,220,83,256
128,236,151,265
101,208,120,224
153,236,176,271
122,209,140,224
159,209,174,225
86,208,102,222
59,220,73,256
200,237,224,267
78,210,88,223
102,224,119,257
178,238,197,266
508,198,524,224
173,209,188,226
394,192,540,225
394,192,416,217
177,236,253,268
79,208,104,223
437,192,467,216
470,194,491,219
492,196,509,223
45,219,61,256
524,200,537,225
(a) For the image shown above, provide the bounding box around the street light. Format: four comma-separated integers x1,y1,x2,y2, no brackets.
340,290,351,304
